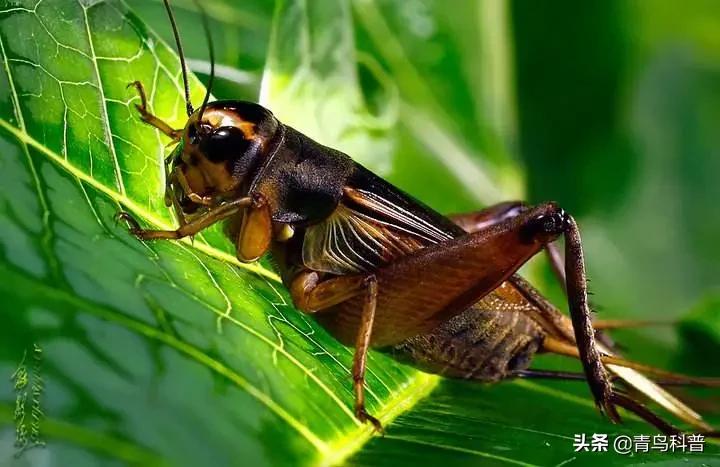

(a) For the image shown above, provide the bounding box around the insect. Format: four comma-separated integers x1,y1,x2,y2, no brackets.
118,0,719,434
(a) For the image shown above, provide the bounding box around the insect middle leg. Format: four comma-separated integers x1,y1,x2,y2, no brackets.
128,81,183,141
290,272,383,431
352,276,380,431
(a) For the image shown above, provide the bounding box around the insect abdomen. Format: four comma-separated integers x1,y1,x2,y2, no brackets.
387,297,544,382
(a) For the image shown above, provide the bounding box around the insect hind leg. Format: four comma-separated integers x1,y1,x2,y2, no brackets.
449,202,567,288
452,204,620,422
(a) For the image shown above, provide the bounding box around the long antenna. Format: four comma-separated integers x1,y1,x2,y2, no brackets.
162,0,193,116
193,0,215,123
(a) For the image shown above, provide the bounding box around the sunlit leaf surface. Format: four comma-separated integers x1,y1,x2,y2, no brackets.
0,1,433,465
0,1,718,466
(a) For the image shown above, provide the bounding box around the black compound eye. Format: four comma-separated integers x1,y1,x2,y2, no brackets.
200,126,250,163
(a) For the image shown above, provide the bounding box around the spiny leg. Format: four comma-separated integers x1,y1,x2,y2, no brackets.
450,211,714,430
543,333,716,431
449,204,618,421
494,209,658,333
128,81,183,140
466,205,620,422
563,214,620,421
597,346,711,431
116,196,251,240
504,248,712,429
534,232,663,334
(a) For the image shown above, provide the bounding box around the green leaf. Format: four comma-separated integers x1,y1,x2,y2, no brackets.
0,1,433,465
351,379,720,466
1,1,719,466
260,0,397,175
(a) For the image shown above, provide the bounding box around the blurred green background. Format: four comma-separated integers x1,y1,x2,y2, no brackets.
1,0,719,465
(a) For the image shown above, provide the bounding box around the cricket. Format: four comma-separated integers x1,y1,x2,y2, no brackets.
117,0,719,436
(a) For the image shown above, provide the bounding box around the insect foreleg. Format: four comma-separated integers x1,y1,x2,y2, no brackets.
128,81,183,141
116,197,251,240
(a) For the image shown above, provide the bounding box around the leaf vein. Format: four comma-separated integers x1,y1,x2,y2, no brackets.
0,262,330,454
80,0,126,195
